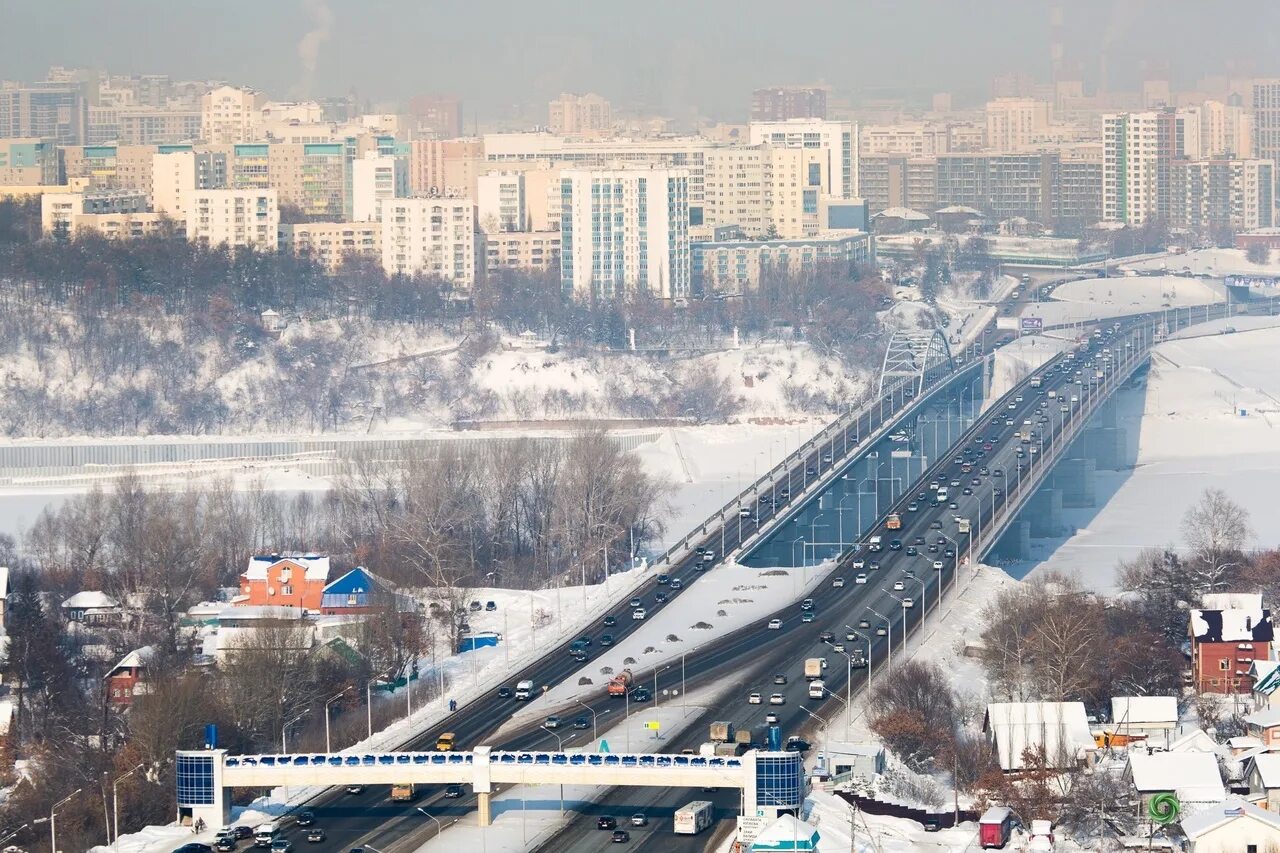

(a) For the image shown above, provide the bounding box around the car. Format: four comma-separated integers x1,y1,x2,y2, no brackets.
296,813,314,827
818,630,835,642
801,611,815,623
805,466,816,476
832,576,845,588
971,477,981,485
346,784,365,795
851,558,865,570
576,635,592,647
889,539,903,551
1007,402,1016,409
611,830,631,843
962,487,972,495
486,600,497,611
215,840,237,852
628,597,642,608
654,591,669,603
779,488,790,499
630,813,648,827
823,453,833,463
929,520,942,529
1015,395,1023,403
785,736,812,752
933,560,944,570
444,784,464,798
893,580,905,591
801,598,814,610
656,573,670,585
629,687,651,702
992,468,1004,477
739,506,753,518
603,615,617,626
855,573,867,584
573,716,590,730
748,691,763,704
497,686,513,699
913,535,926,544
304,829,326,843
832,643,846,653
765,711,780,724
994,487,1003,496
944,548,955,558
769,693,786,705
773,672,789,685
905,546,918,556
600,633,614,646
544,715,562,729
230,827,253,841
598,817,618,830
902,597,915,608
948,501,958,509
875,623,887,636
670,579,684,590
469,600,482,611
927,543,939,553
632,608,647,620
979,467,989,475
949,480,960,488
858,618,871,629
868,561,881,571
907,502,919,512
768,618,783,630
270,842,293,853
1005,418,1015,426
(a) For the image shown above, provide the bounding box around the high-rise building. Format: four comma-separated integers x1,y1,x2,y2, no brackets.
1052,143,1104,228
704,147,767,236
479,231,562,277
859,123,950,158
748,119,858,199
0,138,61,185
0,83,87,144
117,108,203,145
476,171,527,233
410,138,484,197
1200,100,1253,158
264,142,352,219
201,86,266,145
763,146,828,239
379,197,476,286
936,153,1054,222
186,189,279,251
751,87,827,122
984,98,1051,152
857,155,937,214
548,93,612,136
1252,81,1280,207
63,144,171,194
152,150,228,218
559,166,690,300
1103,111,1183,225
407,95,463,138
351,152,406,222
1170,158,1273,233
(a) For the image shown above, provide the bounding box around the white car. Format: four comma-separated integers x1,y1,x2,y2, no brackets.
902,597,915,608
632,608,647,620
765,712,779,724
767,618,783,630
855,573,867,584
747,691,763,704
769,693,786,705
832,577,845,588
832,643,846,653
932,560,944,570
851,558,865,570
892,580,905,591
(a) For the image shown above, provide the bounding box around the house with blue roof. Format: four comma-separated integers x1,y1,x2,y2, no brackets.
320,567,414,615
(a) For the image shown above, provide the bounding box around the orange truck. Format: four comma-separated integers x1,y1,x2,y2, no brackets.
886,513,902,530
607,669,633,696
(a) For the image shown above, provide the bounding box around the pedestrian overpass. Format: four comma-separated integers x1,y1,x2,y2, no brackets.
175,747,804,830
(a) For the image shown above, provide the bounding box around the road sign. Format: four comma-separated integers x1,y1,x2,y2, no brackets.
644,721,660,731
598,739,610,753
1020,316,1044,331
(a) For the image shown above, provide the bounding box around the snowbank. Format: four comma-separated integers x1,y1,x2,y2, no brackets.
1026,275,1222,327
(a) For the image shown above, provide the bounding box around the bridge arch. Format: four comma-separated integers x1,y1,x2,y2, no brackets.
878,327,955,396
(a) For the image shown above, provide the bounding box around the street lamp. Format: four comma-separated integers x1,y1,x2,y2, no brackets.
539,726,568,815
868,606,893,674
325,686,353,753
282,711,308,754
111,764,145,850
798,706,830,777
902,571,927,615
0,824,31,849
417,807,444,836
51,787,83,853
574,699,599,740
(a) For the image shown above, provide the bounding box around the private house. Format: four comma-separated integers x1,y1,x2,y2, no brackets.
1126,751,1226,816
236,554,330,611
1170,727,1226,756
983,701,1094,771
105,646,154,707
60,591,121,624
1243,753,1280,810
212,605,315,662
319,567,413,615
1251,659,1280,711
1191,596,1274,694
1182,797,1280,852
1110,696,1179,749
1246,709,1280,748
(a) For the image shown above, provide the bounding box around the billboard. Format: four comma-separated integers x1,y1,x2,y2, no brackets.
1020,316,1044,331
996,316,1019,330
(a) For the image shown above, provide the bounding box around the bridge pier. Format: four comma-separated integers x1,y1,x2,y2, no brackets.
478,790,492,826
991,520,1031,561
1077,426,1125,471
1049,457,1095,508
1025,487,1064,538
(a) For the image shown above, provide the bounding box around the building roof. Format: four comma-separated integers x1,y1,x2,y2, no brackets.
242,553,331,582
1246,708,1280,729
1251,659,1280,694
108,645,155,677
321,566,393,596
1112,696,1178,727
1181,797,1280,839
1249,754,1280,788
60,591,120,610
1127,752,1225,802
217,604,308,622
984,702,1094,770
750,814,819,850
1191,607,1274,643
935,204,984,215
1169,727,1223,755
873,206,931,221
1202,593,1264,611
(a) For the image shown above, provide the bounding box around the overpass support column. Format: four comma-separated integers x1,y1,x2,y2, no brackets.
477,791,492,827
473,745,493,827
1081,427,1125,471
991,520,1031,562
1050,457,1095,508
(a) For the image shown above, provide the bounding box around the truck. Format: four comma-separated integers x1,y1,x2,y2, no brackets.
804,658,824,681
390,783,417,802
886,513,902,530
734,729,753,746
868,535,883,552
709,721,736,743
808,679,827,700
674,801,714,835
607,669,634,696
936,487,949,502
514,679,534,700
1047,389,1057,400
957,518,971,535
1030,375,1042,388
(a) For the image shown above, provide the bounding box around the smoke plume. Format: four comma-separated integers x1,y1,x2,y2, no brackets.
296,0,334,94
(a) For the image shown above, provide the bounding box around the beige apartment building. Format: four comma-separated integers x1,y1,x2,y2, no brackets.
280,221,382,273
152,150,228,218
62,144,166,193
185,188,279,251
859,123,950,157
704,145,829,239
480,230,561,277
704,147,767,236
40,190,149,235
201,86,266,145
548,93,612,136
117,109,202,145
379,197,476,286
410,139,484,198
985,98,1052,152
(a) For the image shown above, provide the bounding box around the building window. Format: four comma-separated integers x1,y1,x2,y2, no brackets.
1220,659,1231,671
281,584,294,596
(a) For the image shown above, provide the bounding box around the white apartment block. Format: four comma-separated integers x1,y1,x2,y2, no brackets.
704,148,767,236
201,86,266,145
749,119,859,198
351,153,405,222
477,172,527,233
480,231,561,277
280,221,382,273
1103,112,1165,226
984,98,1051,152
1200,100,1254,158
152,150,227,218
763,147,827,239
1172,158,1274,233
41,190,148,235
559,167,690,300
860,123,950,158
186,189,279,251
379,197,476,286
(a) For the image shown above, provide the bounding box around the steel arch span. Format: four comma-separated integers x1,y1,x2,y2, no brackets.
878,327,955,396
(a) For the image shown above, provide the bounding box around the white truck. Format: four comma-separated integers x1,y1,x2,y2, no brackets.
808,679,826,700
674,800,714,835
514,679,534,700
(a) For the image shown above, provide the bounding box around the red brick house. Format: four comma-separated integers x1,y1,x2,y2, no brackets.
105,646,154,706
1191,596,1274,694
235,554,331,612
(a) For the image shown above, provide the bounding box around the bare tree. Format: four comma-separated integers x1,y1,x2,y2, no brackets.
1182,488,1252,594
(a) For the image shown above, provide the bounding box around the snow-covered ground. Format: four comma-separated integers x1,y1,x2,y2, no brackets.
1020,322,1280,590
1025,274,1224,327
1123,246,1280,279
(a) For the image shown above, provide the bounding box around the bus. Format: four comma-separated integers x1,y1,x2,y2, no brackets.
436,732,456,751
674,801,714,835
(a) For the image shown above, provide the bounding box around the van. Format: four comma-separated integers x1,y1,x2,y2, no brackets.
436,732,456,751
936,487,948,501
254,823,278,847
514,680,534,700
868,535,883,552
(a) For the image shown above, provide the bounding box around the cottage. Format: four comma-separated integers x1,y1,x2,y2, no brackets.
214,605,315,661
319,567,414,615
60,591,121,624
1110,696,1179,749
1190,596,1274,694
236,554,331,611
1126,751,1226,816
825,743,886,781
1182,797,1280,852
1243,753,1280,810
983,701,1094,771
1250,660,1280,710
105,646,154,707
1170,727,1225,756
1246,709,1280,748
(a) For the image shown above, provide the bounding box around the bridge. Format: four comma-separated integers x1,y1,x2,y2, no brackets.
176,747,803,830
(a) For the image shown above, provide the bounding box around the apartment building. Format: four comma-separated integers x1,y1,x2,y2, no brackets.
407,95,463,138
859,123,950,158
351,152,406,222
476,171,527,233
264,142,351,219
984,98,1051,152
379,197,476,286
152,149,228,218
480,230,561,277
185,189,279,251
559,166,690,300
936,153,1054,222
62,144,182,194
280,221,381,273
1200,100,1254,158
748,119,859,198
0,83,87,144
201,86,266,145
548,93,612,136
117,108,202,145
763,146,829,239
751,87,827,122
1103,111,1170,226
410,138,484,198
1171,158,1274,233
0,138,60,185
704,147,767,235
41,190,148,235
858,155,938,214
1052,143,1104,227
692,232,872,294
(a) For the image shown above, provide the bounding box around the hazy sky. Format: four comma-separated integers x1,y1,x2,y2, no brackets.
6,0,1280,121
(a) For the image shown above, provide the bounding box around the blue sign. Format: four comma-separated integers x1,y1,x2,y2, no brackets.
1020,317,1044,331
205,724,218,749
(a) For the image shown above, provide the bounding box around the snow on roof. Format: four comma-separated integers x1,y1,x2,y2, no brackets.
873,206,931,221
1246,708,1280,729
1229,736,1264,749
1112,696,1178,726
0,566,8,601
1169,728,1223,755
984,702,1094,770
1250,754,1280,788
60,590,120,610
243,553,331,582
1181,797,1280,839
1251,660,1280,694
1191,606,1273,643
1202,593,1264,611
110,645,155,675
935,204,983,215
218,604,307,621
1128,752,1225,801
750,814,819,850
